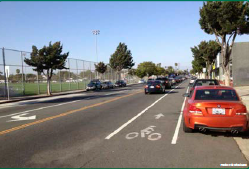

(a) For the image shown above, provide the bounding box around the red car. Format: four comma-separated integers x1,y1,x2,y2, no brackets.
183,86,248,134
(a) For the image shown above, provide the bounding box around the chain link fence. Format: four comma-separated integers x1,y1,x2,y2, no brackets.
0,48,139,100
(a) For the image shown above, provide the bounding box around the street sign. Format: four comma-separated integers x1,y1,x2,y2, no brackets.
5,66,9,78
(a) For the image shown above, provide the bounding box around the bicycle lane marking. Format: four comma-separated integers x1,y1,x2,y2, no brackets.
105,82,184,140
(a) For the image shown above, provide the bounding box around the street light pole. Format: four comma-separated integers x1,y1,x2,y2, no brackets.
92,30,100,63
92,30,100,79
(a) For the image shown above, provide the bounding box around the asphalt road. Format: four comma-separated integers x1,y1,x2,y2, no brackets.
0,81,248,168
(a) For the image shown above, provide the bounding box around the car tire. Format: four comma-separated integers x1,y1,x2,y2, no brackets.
183,118,193,133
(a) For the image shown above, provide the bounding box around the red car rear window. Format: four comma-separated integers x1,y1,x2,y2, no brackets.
195,89,239,101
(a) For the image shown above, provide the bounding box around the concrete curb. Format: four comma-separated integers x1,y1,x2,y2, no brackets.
233,86,249,162
0,83,139,105
0,89,87,105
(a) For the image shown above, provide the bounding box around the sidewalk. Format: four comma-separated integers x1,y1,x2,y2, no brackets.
0,83,138,105
0,89,87,104
234,86,249,162
235,86,249,111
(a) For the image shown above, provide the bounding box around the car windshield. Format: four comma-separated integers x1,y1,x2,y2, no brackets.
194,80,219,86
147,81,160,85
195,89,239,101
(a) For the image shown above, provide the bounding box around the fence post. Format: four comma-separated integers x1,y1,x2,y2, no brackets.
2,48,8,100
76,59,79,90
20,51,25,96
68,58,71,90
83,61,85,89
108,67,110,81
111,68,113,83
37,71,40,95
90,63,92,81
59,70,62,92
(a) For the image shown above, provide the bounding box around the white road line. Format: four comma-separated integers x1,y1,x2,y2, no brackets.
0,100,80,119
105,82,183,140
171,86,189,145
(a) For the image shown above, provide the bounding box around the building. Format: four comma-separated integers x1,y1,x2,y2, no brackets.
214,42,249,87
232,42,249,86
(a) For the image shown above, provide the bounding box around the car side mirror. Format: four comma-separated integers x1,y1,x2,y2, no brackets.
182,93,190,97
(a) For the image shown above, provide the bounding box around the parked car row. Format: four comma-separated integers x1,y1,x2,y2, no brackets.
86,79,126,91
144,76,187,94
182,78,248,134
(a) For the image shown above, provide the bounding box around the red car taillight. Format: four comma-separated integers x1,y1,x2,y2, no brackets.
236,107,247,115
189,105,202,114
156,85,160,88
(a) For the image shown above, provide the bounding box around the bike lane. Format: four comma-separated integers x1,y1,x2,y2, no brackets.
83,81,248,168
81,82,189,168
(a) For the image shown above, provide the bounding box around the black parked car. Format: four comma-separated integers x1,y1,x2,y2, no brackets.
115,80,126,87
189,79,220,94
156,77,172,89
174,76,182,83
86,80,102,91
144,80,165,94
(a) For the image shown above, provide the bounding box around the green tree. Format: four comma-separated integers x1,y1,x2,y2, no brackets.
79,70,94,79
191,43,206,75
183,70,188,75
95,62,107,79
56,71,77,81
190,69,196,75
156,66,166,76
191,40,221,78
199,1,249,85
128,68,137,76
14,69,22,82
166,66,175,74
136,62,157,78
191,58,206,74
109,42,135,79
24,42,69,95
26,73,37,82
16,69,20,74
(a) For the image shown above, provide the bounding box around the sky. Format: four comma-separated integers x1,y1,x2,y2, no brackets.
0,1,248,71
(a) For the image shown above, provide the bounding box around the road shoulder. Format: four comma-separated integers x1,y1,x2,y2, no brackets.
234,86,249,162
